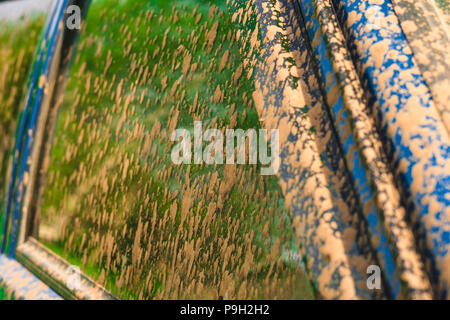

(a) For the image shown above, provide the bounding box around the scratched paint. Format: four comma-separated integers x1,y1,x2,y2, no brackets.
390,0,450,133
332,0,450,298
295,0,404,298
254,0,379,299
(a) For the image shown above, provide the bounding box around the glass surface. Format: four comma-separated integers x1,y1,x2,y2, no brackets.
0,12,46,251
434,0,449,15
39,0,314,299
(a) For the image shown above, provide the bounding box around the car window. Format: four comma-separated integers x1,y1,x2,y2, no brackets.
37,0,314,299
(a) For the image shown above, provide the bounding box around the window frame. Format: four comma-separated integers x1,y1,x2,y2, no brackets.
5,0,115,300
